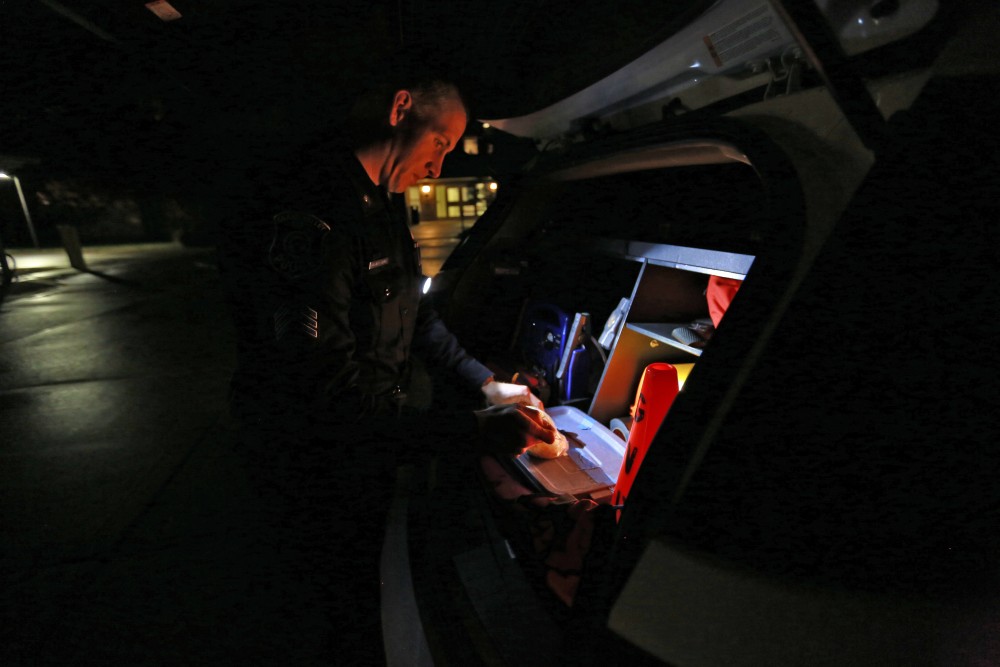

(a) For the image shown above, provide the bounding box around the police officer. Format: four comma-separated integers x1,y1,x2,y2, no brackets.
219,56,553,665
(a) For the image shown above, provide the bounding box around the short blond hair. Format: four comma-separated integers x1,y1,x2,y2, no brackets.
345,45,467,148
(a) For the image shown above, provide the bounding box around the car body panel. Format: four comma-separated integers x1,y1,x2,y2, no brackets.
485,0,940,141
405,2,1000,665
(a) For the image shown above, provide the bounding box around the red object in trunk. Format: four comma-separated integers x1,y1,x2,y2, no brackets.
706,275,743,327
612,363,679,520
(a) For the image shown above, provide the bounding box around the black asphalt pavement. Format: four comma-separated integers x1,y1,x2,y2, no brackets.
0,236,459,666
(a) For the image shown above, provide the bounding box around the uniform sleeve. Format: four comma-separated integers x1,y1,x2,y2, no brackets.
268,212,364,416
411,294,494,389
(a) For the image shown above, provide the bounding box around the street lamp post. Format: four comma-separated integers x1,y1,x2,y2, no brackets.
0,172,40,248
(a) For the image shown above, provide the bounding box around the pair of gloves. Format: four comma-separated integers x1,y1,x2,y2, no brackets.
475,377,554,456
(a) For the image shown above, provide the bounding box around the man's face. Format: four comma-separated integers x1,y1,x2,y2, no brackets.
385,95,467,193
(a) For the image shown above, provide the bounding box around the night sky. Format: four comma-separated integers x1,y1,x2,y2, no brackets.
0,1,710,195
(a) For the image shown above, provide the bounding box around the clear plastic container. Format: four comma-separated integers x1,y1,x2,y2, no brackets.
514,405,626,502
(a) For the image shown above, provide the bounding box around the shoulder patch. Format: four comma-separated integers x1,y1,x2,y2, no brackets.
268,212,331,279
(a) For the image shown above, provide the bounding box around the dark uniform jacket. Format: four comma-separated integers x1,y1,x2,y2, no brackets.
219,144,492,428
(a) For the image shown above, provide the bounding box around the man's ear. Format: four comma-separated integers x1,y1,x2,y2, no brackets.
389,90,413,127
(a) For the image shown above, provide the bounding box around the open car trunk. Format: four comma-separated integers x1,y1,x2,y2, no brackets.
400,72,1000,667
401,118,806,665
391,5,1000,665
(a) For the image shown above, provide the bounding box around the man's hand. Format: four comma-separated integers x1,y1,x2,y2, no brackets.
474,404,556,457
481,377,544,409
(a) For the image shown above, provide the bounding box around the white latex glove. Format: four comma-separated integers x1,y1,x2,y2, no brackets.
481,378,544,409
